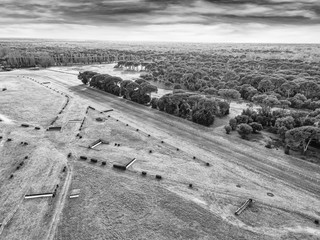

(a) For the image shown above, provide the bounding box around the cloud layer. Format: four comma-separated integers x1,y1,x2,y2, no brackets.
0,0,320,43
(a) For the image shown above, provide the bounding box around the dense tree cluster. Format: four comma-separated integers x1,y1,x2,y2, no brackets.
152,93,229,126
228,102,320,155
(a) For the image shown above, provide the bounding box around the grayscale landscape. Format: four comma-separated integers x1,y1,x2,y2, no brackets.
0,1,320,240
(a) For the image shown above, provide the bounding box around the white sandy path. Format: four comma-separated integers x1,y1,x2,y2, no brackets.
0,113,14,124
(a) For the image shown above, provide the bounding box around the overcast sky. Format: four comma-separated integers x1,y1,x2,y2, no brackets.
0,0,320,43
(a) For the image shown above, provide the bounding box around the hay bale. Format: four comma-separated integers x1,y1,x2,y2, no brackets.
136,129,139,131
34,127,40,130
24,156,28,159
7,138,12,142
149,150,152,153
206,162,210,166
193,156,196,159
148,134,151,137
189,184,193,188
155,175,162,180
101,161,106,166
113,164,126,170
315,219,319,225
142,171,147,176
80,156,87,160
21,124,29,127
161,141,164,143
67,153,72,158
90,158,98,163
176,148,179,151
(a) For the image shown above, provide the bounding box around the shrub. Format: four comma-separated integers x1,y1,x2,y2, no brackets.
224,125,232,134
229,118,237,130
249,122,263,133
150,98,159,109
237,123,253,139
192,109,215,126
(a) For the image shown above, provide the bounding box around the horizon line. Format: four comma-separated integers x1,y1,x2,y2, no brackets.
0,37,319,45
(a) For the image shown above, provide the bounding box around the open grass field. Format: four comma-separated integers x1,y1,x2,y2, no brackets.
1,67,320,240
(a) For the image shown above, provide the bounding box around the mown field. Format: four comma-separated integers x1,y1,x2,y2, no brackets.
0,75,68,240
1,69,320,240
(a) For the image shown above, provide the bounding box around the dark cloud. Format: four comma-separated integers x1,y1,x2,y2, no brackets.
0,0,319,26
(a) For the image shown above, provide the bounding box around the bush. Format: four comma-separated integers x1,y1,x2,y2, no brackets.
150,98,158,109
237,123,253,139
249,122,263,133
229,118,237,130
224,125,232,134
192,109,215,126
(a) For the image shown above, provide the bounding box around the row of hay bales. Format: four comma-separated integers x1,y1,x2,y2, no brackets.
79,156,106,165
79,117,86,131
21,123,41,130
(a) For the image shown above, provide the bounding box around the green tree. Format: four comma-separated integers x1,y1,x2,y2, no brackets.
237,123,253,139
224,125,232,134
249,122,263,133
285,126,320,155
218,89,241,103
229,118,237,130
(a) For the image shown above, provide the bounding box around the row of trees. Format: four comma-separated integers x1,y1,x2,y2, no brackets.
78,71,158,105
78,71,229,126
